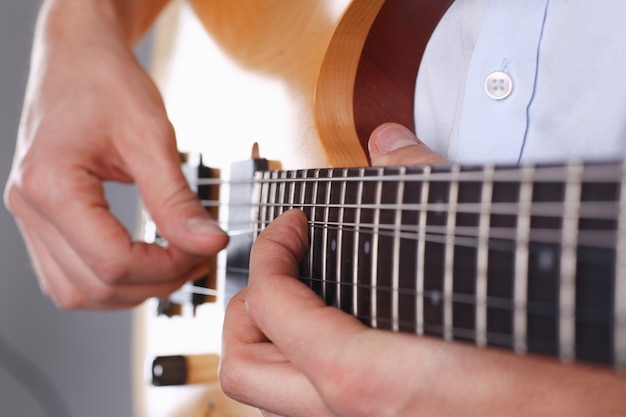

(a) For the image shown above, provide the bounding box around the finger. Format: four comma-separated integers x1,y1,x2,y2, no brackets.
245,211,369,392
118,115,229,256
25,219,197,308
17,222,141,309
11,158,215,287
246,215,430,416
246,210,364,355
237,211,434,416
220,289,332,417
16,218,88,306
368,122,447,166
8,189,203,308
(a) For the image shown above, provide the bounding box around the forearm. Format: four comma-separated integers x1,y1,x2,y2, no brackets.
38,0,171,47
22,0,170,105
401,336,626,416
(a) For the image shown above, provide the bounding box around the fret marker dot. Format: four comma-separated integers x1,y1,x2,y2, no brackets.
331,239,337,252
538,248,555,272
364,241,371,255
435,198,445,215
430,291,441,306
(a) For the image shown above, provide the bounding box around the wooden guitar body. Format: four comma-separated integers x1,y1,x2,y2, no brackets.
133,1,451,415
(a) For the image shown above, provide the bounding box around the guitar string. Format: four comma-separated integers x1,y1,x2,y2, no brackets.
185,267,613,326
182,273,611,353
183,198,617,310
181,216,615,325
191,162,626,186
201,199,620,220
204,219,617,251
175,166,620,356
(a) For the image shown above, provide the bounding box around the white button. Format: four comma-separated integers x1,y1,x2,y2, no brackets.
484,71,513,100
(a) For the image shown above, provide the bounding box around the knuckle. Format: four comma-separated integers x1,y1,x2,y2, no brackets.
150,280,186,300
317,350,400,417
85,285,118,305
218,358,246,399
50,288,89,310
316,354,368,410
18,160,61,208
91,258,130,286
130,115,175,148
161,183,196,213
3,181,20,214
319,368,356,405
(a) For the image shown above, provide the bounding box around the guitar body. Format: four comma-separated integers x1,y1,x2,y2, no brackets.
150,0,370,172
133,1,450,415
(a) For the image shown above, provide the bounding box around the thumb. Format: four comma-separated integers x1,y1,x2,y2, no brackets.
130,134,229,256
368,122,447,167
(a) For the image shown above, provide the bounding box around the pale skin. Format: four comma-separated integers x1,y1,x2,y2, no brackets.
4,0,229,309
3,0,444,310
220,128,626,417
4,0,626,414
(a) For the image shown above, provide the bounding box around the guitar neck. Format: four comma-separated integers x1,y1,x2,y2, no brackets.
238,160,626,370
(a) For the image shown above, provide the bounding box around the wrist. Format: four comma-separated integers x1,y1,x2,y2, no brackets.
39,0,168,46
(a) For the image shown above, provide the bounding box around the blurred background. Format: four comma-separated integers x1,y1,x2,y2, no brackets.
0,1,149,415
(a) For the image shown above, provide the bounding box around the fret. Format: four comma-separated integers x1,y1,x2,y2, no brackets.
398,168,422,333
259,171,271,233
334,170,348,310
276,170,288,215
296,169,310,285
527,177,564,357
357,168,376,326
251,172,262,239
423,168,451,338
416,166,431,335
513,165,534,354
321,169,335,306
287,170,297,210
374,168,402,330
370,167,384,329
391,168,406,332
616,162,626,371
339,169,360,316
575,180,617,364
443,166,460,341
297,170,307,207
452,168,482,343
475,165,494,347
352,169,365,321
267,170,279,224
486,175,518,349
305,170,319,294
311,170,326,298
559,163,583,362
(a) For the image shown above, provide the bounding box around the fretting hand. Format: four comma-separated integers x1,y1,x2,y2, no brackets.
219,124,626,417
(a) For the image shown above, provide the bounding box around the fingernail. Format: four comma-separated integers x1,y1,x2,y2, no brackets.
186,216,226,235
374,125,420,153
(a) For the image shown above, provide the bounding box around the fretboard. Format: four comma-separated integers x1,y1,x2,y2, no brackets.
231,160,626,371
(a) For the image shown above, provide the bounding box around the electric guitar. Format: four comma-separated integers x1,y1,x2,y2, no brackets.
133,1,626,416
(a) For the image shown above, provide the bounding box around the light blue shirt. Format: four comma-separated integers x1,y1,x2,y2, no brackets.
415,0,626,164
